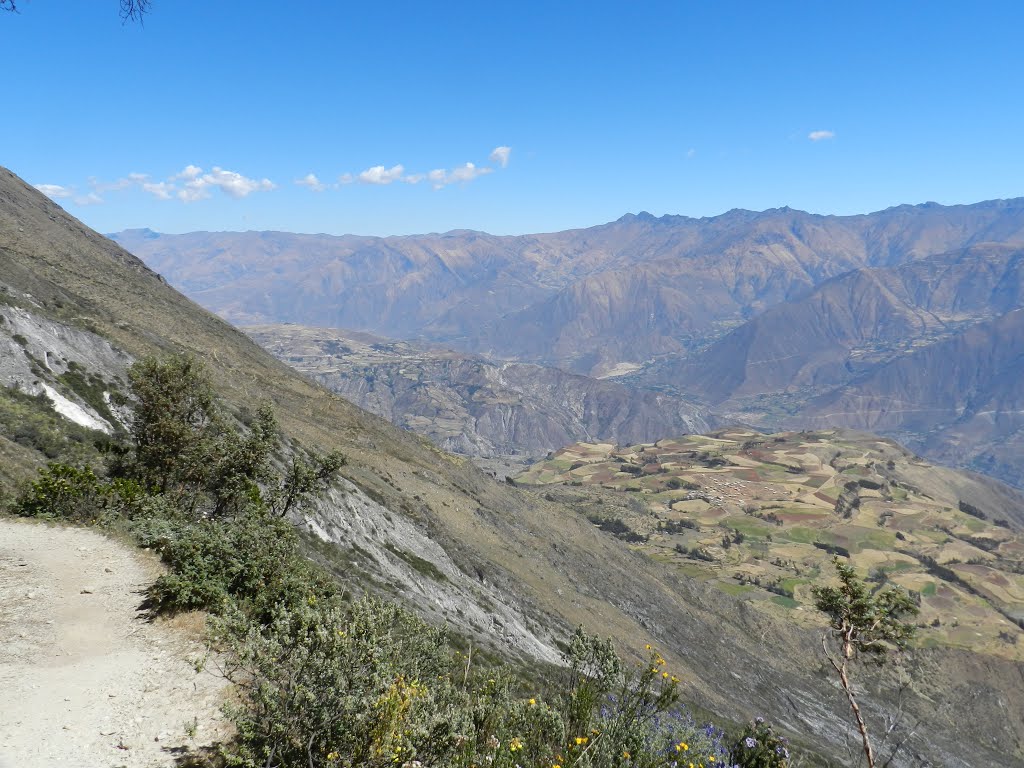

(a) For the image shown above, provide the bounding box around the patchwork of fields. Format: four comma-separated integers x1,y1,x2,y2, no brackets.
518,429,1024,659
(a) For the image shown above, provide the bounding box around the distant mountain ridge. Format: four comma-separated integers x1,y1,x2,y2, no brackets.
112,197,1024,377
803,308,1024,484
637,243,1024,485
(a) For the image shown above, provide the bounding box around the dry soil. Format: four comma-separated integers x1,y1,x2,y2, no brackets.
0,518,229,767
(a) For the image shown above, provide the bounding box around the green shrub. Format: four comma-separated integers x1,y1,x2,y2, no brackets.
730,718,791,767
217,609,738,768
14,463,147,522
15,463,106,521
217,596,461,768
147,509,334,620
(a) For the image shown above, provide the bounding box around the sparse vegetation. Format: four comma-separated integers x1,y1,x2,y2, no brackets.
0,385,114,470
59,362,120,429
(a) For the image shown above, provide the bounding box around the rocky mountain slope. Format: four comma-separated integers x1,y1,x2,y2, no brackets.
5,166,1024,765
649,244,1024,398
637,244,1024,485
246,324,716,463
802,308,1024,485
112,198,1024,377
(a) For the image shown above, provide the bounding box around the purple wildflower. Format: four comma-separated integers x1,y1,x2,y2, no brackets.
744,737,757,749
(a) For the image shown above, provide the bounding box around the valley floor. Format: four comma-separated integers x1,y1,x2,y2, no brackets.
0,519,229,768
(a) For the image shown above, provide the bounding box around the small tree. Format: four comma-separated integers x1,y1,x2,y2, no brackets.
269,449,347,519
125,353,220,499
811,557,918,768
123,355,302,519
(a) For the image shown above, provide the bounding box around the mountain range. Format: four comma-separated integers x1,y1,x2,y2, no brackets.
635,242,1024,485
113,199,1024,376
113,199,1024,488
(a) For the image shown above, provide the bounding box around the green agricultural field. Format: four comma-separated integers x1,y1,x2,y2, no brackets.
517,428,1024,660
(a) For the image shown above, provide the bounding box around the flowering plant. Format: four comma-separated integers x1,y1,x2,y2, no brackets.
729,718,791,768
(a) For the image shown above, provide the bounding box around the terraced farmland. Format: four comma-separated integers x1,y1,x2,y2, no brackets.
518,428,1024,659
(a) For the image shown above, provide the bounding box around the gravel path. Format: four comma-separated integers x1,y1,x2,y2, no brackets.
0,518,230,767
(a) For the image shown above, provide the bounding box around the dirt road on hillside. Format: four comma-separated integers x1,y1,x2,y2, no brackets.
0,518,230,768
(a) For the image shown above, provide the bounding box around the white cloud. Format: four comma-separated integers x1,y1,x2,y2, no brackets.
808,130,836,141
73,192,104,206
357,164,405,185
90,173,150,192
35,164,276,206
177,183,210,203
489,145,511,168
142,181,175,200
82,172,175,201
328,145,510,191
42,146,510,208
34,183,74,199
295,173,327,192
447,162,492,184
205,167,276,198
425,162,493,189
173,164,204,180
34,183,104,206
175,165,276,202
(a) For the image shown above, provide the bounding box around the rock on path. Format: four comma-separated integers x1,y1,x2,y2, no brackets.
0,518,230,767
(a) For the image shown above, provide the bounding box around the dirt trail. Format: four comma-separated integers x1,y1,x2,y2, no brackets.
0,518,230,768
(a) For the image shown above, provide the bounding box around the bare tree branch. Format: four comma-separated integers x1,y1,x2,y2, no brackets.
120,0,151,24
1,2,151,22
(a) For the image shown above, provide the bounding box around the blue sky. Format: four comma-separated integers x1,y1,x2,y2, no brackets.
5,1,1023,236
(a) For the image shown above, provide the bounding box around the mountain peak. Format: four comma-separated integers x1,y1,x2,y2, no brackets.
616,211,658,224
